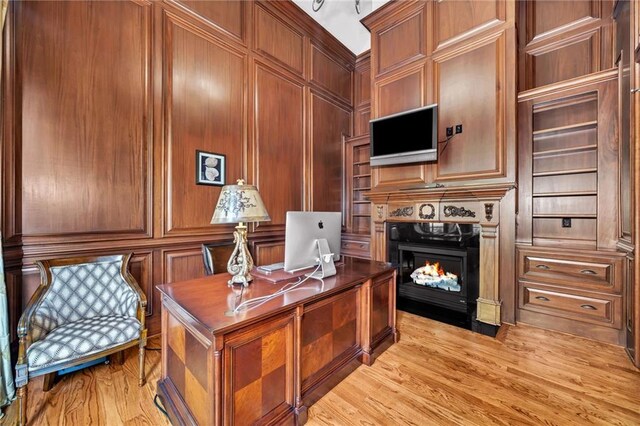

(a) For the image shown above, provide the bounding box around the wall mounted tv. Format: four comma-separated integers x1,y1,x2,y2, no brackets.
369,104,438,166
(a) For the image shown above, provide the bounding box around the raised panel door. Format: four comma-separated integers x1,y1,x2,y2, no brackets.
524,0,598,44
164,248,206,283
164,15,246,235
253,63,304,230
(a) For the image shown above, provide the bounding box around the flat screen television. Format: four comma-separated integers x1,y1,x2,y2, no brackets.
369,104,438,166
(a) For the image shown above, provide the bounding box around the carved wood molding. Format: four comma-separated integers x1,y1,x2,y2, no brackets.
366,182,515,203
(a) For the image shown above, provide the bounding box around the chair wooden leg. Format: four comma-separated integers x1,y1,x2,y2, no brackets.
42,372,56,392
17,385,27,426
138,343,146,386
111,350,125,365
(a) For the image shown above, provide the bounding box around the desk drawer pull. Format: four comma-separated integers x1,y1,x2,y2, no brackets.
536,264,550,270
580,304,597,310
535,296,550,301
580,269,597,275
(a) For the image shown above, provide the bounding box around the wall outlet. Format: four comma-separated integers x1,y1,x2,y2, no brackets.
562,218,572,228
446,126,454,137
455,124,463,134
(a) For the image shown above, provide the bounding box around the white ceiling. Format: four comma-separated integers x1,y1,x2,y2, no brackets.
292,0,391,55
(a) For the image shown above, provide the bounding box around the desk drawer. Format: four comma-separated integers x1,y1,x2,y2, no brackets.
518,248,622,293
520,282,621,328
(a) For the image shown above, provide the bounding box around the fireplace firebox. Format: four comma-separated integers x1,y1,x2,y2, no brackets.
388,222,480,330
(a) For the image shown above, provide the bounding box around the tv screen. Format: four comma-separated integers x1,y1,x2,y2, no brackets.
370,104,438,166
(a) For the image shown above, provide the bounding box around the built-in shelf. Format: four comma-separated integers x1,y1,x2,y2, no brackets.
532,213,597,219
532,167,597,177
532,121,598,138
532,191,598,197
353,160,369,166
353,200,370,204
533,144,597,158
353,174,371,178
353,214,371,218
353,187,371,191
345,134,371,237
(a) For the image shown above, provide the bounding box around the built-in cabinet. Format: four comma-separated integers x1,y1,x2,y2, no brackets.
515,0,636,346
342,52,372,260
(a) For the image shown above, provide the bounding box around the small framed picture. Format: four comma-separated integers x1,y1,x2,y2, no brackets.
196,150,225,186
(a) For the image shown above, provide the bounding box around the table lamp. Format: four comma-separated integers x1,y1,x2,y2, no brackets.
211,179,271,286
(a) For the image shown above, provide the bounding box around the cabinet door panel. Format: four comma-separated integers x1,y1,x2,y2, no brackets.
434,0,505,50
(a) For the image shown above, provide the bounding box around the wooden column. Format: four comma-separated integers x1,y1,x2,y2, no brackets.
477,200,502,326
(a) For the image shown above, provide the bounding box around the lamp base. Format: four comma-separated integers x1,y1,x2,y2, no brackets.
227,224,254,287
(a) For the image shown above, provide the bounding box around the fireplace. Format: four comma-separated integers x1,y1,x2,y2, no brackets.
388,222,480,330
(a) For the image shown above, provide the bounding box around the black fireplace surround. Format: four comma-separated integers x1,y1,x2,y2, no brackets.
387,222,481,331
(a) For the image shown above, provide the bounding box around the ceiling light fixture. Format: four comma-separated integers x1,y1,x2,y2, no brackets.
313,0,361,14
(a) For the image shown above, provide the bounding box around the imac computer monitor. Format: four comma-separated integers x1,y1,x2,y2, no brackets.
284,211,342,273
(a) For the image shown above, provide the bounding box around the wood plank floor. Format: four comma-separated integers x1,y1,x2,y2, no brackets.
2,311,639,425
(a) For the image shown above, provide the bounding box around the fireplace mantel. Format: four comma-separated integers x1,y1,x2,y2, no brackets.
365,182,516,333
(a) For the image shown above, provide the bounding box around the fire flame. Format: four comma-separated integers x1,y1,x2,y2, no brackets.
424,261,445,277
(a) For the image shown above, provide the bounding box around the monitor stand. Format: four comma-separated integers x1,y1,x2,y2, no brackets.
305,238,336,279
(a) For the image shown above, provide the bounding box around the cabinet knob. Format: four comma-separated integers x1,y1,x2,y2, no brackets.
535,296,550,301
536,264,550,270
580,269,597,275
580,304,597,310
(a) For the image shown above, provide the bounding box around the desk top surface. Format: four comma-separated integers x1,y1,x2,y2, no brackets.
156,257,394,336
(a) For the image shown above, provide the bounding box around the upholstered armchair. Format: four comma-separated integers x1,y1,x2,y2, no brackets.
14,254,147,425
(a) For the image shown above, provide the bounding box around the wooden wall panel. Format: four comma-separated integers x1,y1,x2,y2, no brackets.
519,0,613,91
253,63,305,230
374,63,425,118
526,32,599,89
129,251,154,316
434,32,506,180
18,0,151,238
372,63,429,188
164,248,206,283
164,15,246,235
252,241,285,266
2,0,355,343
310,92,351,212
374,5,426,76
433,0,505,50
169,0,245,42
524,0,598,43
254,4,304,76
311,44,352,104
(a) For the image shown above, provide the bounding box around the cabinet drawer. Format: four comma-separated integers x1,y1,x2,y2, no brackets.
518,248,622,293
341,239,370,259
520,282,621,328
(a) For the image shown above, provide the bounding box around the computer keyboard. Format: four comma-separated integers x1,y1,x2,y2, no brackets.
257,262,284,272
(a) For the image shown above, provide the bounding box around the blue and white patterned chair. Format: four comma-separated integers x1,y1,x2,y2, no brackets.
14,254,147,425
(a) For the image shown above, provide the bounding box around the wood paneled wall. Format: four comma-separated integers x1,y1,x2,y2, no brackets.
361,0,518,324
1,0,354,339
363,0,517,189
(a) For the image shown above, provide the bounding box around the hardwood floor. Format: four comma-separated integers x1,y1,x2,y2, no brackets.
2,311,639,425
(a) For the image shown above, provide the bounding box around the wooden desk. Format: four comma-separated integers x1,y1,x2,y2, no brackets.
156,257,397,425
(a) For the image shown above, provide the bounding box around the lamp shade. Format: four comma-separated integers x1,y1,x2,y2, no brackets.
211,179,271,224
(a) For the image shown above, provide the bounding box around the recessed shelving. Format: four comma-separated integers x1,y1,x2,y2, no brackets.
532,167,597,177
532,120,597,138
532,191,598,197
533,144,597,158
345,134,372,237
